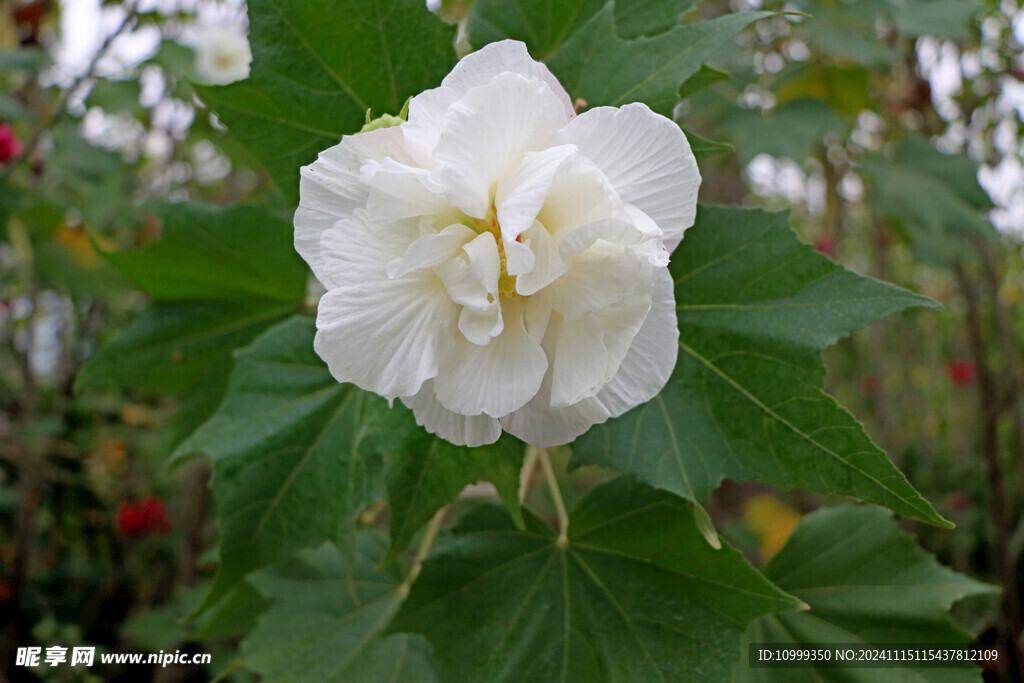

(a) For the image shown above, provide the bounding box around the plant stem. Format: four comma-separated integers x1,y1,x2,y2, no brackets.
403,506,446,590
538,448,569,545
519,444,542,502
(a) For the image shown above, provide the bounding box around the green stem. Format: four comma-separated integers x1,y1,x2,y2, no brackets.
538,448,569,546
402,506,445,591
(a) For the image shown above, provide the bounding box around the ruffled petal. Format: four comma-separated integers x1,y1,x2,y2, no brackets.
296,126,422,286
595,267,678,416
500,361,611,447
557,102,700,252
441,40,574,118
540,239,644,320
434,299,547,417
363,158,448,222
495,144,578,239
314,218,457,399
402,380,502,447
433,72,570,218
515,220,564,295
550,294,651,408
387,223,475,279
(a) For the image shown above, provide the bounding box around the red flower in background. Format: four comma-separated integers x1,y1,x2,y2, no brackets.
947,359,976,386
116,497,171,537
814,233,837,258
0,124,23,165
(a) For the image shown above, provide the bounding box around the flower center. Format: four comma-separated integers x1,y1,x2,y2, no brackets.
466,204,518,298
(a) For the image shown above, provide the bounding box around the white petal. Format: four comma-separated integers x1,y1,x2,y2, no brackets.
500,353,611,447
296,127,415,286
402,381,502,447
561,217,669,267
550,295,651,408
596,267,678,416
405,86,458,155
441,40,574,119
462,232,501,297
363,158,447,222
459,306,504,346
387,223,475,279
314,218,456,399
435,299,547,417
539,153,622,243
495,144,578,239
515,221,565,295
540,239,643,320
434,72,570,217
557,103,700,252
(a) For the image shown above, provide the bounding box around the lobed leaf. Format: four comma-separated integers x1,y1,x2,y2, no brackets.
392,477,801,682
735,505,996,682
573,206,949,528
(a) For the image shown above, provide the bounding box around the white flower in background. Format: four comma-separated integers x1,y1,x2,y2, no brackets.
192,25,252,85
295,40,699,447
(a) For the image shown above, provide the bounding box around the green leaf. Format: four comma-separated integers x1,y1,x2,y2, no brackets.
720,98,845,164
468,0,605,60
573,206,950,528
76,301,296,393
391,477,801,682
103,203,307,302
683,127,734,161
886,0,979,41
85,78,142,113
735,505,996,682
377,406,525,563
176,316,387,612
861,140,998,265
79,202,307,394
678,64,729,101
546,8,772,115
199,0,456,205
242,536,439,682
614,0,700,39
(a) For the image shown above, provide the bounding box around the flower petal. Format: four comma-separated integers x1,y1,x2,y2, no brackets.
314,218,457,399
363,158,448,222
540,239,645,320
441,40,574,118
515,220,565,295
595,267,678,416
434,299,547,417
403,381,502,447
433,72,570,218
500,364,611,447
550,294,651,408
557,103,700,252
495,144,578,239
387,223,475,279
296,127,416,286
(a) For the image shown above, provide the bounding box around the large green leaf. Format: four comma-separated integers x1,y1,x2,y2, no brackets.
76,301,295,393
103,203,306,302
77,202,306,394
573,206,949,528
376,407,525,564
546,8,771,116
736,505,996,682
199,0,456,205
391,477,801,682
176,316,387,612
720,98,845,164
862,139,997,265
242,535,439,682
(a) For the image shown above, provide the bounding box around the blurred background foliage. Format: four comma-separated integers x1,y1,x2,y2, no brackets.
0,0,1022,680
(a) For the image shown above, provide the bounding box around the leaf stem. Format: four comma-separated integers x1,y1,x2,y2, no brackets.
402,506,445,590
519,444,542,502
538,448,569,546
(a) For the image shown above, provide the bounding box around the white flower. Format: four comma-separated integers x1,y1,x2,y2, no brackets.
295,40,699,447
192,25,252,85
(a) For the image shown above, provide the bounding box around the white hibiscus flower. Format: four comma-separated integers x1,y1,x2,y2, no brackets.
295,40,699,447
192,25,252,86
